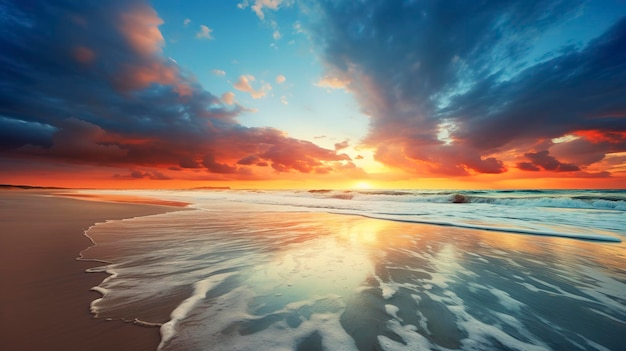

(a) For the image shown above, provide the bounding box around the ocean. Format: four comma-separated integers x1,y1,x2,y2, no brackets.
78,189,626,350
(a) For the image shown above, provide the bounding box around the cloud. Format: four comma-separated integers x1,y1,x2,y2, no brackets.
237,154,261,165
202,154,239,174
18,118,128,163
212,69,226,76
196,25,214,40
114,61,184,92
115,169,171,180
315,75,350,90
241,0,285,20
276,74,286,84
293,21,303,34
0,117,55,150
334,139,349,151
0,0,356,180
178,156,202,169
518,150,580,172
221,92,236,105
183,18,191,27
258,137,351,173
233,75,272,99
119,2,165,56
273,30,281,40
237,1,250,10
72,46,96,64
308,0,626,176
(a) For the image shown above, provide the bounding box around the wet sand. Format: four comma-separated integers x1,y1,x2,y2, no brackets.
0,190,186,351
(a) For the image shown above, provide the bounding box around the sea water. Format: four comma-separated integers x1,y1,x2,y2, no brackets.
79,189,626,350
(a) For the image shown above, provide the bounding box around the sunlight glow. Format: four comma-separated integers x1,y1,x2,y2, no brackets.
436,120,456,145
354,181,372,189
552,134,579,143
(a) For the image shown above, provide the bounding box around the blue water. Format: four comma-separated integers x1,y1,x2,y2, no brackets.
78,189,626,350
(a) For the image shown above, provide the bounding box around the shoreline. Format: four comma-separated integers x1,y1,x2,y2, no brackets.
0,190,186,351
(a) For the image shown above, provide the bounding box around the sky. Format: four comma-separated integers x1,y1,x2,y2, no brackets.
1,0,626,189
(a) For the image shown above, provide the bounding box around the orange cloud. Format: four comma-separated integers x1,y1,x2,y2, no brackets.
574,130,626,144
119,61,177,88
1,0,367,187
118,3,164,56
221,92,236,105
233,75,271,99
105,3,194,96
316,75,350,90
239,0,285,20
114,61,193,97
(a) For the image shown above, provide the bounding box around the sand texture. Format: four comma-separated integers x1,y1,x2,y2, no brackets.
0,190,183,351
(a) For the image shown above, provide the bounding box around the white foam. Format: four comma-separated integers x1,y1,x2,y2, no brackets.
489,287,524,312
519,282,541,293
87,265,118,316
385,304,400,320
377,278,398,300
161,284,358,351
425,288,550,351
588,308,626,325
378,320,432,351
580,336,612,351
575,266,626,317
158,272,236,350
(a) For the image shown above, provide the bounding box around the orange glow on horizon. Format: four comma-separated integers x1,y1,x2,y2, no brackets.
2,155,625,191
3,168,625,190
353,181,372,189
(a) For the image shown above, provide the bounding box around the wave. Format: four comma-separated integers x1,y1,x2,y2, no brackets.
349,212,622,243
302,189,626,211
159,272,237,350
217,189,624,242
80,189,625,243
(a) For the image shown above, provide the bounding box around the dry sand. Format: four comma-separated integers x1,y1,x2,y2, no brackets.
0,190,186,351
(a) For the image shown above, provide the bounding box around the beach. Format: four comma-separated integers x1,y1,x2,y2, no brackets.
0,190,185,351
1,188,625,351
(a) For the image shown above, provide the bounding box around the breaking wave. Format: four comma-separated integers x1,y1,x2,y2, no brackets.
303,189,626,211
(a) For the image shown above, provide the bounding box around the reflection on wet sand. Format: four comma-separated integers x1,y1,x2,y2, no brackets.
83,208,626,351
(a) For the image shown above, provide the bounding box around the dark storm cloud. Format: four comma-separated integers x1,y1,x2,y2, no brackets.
518,150,580,172
237,155,261,165
445,18,626,150
0,0,351,177
0,116,55,150
114,169,171,180
309,0,626,176
259,137,351,173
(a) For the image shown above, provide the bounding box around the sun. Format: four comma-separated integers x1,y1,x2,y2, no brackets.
354,181,372,189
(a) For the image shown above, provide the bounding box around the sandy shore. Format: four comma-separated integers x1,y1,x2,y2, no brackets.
0,190,185,351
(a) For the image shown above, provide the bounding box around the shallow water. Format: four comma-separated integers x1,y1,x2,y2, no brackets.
80,190,626,351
